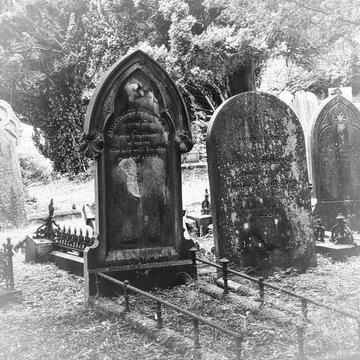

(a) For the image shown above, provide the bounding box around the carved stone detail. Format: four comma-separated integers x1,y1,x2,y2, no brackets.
175,129,193,153
80,131,104,158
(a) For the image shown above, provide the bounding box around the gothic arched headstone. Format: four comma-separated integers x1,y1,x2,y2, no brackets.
82,50,194,294
310,94,360,230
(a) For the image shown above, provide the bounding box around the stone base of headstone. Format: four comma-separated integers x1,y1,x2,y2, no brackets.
88,260,195,297
51,251,84,276
25,236,53,263
186,213,212,237
0,288,22,307
316,240,360,261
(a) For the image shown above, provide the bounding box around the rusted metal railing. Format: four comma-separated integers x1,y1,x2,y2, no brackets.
189,247,360,359
95,272,243,360
53,226,94,253
34,199,94,254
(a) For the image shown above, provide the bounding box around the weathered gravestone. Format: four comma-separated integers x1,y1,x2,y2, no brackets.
0,100,27,229
310,92,360,230
81,50,195,297
207,92,316,275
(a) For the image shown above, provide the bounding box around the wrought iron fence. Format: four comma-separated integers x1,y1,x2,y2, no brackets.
53,226,94,253
34,199,94,254
94,272,243,360
189,248,360,359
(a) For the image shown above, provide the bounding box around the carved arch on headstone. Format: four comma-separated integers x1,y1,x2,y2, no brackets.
83,50,193,156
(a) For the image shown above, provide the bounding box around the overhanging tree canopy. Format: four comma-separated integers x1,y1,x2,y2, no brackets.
0,0,359,174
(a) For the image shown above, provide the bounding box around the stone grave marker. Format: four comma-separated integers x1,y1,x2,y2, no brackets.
207,92,316,274
81,50,195,296
0,100,27,229
310,93,360,230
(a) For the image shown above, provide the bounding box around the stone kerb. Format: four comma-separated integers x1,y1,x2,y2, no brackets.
207,91,316,275
309,94,360,230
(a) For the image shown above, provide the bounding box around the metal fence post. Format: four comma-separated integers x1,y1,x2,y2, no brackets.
297,325,305,360
258,277,264,304
94,274,100,297
123,280,130,312
234,335,242,360
189,247,198,279
301,299,308,323
193,318,201,349
219,258,230,295
156,301,163,329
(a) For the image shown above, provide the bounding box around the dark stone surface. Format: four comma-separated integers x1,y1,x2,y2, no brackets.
0,100,27,229
310,94,360,230
207,91,316,275
82,50,195,293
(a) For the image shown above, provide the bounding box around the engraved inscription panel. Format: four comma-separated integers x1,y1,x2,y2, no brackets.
104,76,175,250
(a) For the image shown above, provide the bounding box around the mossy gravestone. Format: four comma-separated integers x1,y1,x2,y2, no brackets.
81,50,194,296
0,100,26,229
310,93,360,231
207,92,316,274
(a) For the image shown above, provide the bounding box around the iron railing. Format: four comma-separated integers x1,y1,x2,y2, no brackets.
53,226,94,253
190,248,360,359
34,199,94,253
94,271,243,360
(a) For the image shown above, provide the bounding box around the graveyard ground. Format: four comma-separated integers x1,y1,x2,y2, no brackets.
1,170,360,359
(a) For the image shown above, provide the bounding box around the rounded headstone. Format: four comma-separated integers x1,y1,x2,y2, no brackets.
207,92,316,274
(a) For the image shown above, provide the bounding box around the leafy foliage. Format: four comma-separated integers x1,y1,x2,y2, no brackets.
1,0,360,174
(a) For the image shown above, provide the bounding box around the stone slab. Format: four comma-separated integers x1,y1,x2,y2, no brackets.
207,91,316,275
51,251,84,276
316,241,360,260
